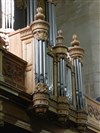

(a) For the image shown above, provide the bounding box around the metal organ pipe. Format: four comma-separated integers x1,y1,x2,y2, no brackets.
43,41,47,84
47,55,53,95
59,58,66,96
48,2,53,44
51,3,57,45
74,59,79,109
29,0,33,23
60,58,63,96
47,2,57,46
74,58,83,109
62,59,67,96
34,39,39,83
34,39,48,85
39,40,44,82
1,0,14,29
79,61,83,93
79,60,83,108
58,61,60,96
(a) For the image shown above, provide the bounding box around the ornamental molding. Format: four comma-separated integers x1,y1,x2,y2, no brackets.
87,104,100,121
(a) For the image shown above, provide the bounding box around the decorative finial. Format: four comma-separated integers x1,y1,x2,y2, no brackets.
56,30,64,45
71,34,80,47
35,7,45,20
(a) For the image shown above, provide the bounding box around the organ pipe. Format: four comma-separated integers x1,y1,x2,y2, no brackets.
39,40,44,82
1,0,14,29
47,2,57,46
74,58,83,109
34,39,39,83
58,61,60,96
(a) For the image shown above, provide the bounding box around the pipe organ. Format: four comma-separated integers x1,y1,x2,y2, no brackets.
0,1,88,132
31,6,85,108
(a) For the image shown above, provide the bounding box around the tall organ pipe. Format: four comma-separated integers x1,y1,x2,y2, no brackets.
74,58,83,109
58,61,60,96
59,58,65,96
39,40,44,82
1,0,14,29
62,59,66,96
34,39,39,83
43,41,47,83
48,2,53,45
51,3,57,45
47,2,57,46
74,59,79,109
47,55,53,94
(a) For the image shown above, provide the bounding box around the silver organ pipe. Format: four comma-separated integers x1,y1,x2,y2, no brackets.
74,59,79,109
51,3,57,45
74,58,83,109
37,41,40,82
29,0,33,23
58,58,67,96
78,60,83,108
62,59,66,96
39,40,44,82
34,39,49,85
79,61,83,94
1,0,14,29
27,0,37,25
43,41,47,84
48,2,52,44
58,61,60,96
66,66,72,103
47,55,53,95
50,56,53,94
34,39,39,83
60,58,63,96
47,2,57,46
